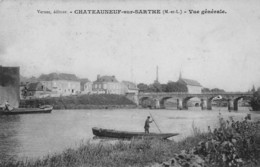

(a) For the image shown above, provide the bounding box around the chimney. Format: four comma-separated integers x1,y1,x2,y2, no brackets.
156,66,159,82
97,75,100,80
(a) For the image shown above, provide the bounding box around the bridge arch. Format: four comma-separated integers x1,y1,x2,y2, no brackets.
160,97,175,109
233,96,250,111
139,97,153,108
183,96,197,110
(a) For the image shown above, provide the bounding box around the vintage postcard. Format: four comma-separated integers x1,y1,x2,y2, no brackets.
0,0,260,166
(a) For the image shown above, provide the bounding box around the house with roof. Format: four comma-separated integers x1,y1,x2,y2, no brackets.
92,75,125,94
24,82,51,99
122,81,139,94
39,73,81,96
80,78,92,94
177,72,202,94
122,81,139,104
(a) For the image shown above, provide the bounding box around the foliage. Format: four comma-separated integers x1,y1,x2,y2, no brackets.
138,82,188,93
161,84,167,92
165,82,188,92
202,88,211,93
211,88,225,93
152,82,162,92
159,116,260,167
191,116,260,167
202,87,225,93
0,138,194,167
250,88,260,111
137,83,149,92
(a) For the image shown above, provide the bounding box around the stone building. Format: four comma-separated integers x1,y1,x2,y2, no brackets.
79,78,92,94
122,81,139,104
41,80,80,96
92,75,125,94
122,81,139,94
177,72,202,94
39,73,80,96
82,82,93,94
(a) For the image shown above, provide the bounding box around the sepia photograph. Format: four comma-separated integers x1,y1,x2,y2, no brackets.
0,0,260,166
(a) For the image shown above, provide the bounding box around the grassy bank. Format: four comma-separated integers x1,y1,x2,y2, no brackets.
19,94,137,109
0,136,207,167
1,117,260,167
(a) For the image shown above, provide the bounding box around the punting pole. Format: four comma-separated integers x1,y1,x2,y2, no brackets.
149,111,162,133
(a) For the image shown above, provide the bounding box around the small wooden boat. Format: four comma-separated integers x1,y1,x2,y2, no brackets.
0,105,53,115
92,127,179,140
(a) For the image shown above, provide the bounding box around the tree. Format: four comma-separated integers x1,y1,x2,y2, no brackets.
166,82,187,92
250,87,260,111
161,84,167,92
202,88,211,93
137,83,149,92
152,82,162,92
211,88,225,93
166,82,177,92
175,82,188,92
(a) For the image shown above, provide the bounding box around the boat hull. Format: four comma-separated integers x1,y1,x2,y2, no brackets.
92,127,179,140
0,106,53,115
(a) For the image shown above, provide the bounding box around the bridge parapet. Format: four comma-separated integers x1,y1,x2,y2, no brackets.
138,92,253,96
138,92,253,110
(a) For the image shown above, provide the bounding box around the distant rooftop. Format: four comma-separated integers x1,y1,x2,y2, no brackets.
27,82,51,91
38,73,79,81
177,71,202,87
178,78,202,87
95,75,118,83
122,81,138,90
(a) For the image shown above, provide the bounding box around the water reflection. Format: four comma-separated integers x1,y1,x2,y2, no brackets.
0,115,21,161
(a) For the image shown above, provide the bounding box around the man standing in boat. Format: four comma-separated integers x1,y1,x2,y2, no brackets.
144,116,153,134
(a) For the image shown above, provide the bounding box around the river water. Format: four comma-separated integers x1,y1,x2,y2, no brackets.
0,107,259,161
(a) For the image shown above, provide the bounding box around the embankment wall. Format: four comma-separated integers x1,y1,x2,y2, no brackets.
20,94,137,110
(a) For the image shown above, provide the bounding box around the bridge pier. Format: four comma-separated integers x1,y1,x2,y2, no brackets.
201,99,207,110
228,99,234,111
207,99,212,110
233,98,241,111
154,99,161,109
177,99,183,110
182,99,188,110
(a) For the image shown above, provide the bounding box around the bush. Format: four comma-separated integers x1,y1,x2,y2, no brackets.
190,115,260,167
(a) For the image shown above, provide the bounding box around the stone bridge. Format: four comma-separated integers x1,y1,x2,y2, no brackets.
138,92,253,111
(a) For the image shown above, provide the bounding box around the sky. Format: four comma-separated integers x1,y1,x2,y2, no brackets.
0,0,260,92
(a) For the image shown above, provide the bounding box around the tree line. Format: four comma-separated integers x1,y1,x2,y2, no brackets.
137,81,226,93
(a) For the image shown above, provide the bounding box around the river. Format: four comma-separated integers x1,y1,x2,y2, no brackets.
0,107,259,161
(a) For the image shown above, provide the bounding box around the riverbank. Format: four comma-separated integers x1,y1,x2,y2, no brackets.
19,94,137,110
1,116,259,167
